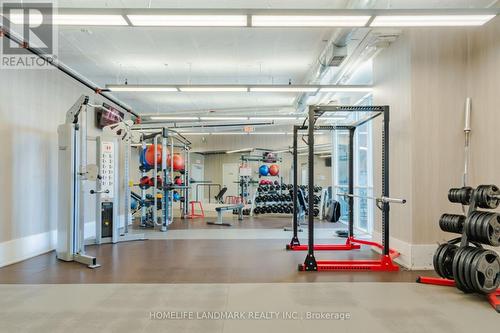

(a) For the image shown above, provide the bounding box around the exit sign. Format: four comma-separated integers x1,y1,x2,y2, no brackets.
243,126,254,133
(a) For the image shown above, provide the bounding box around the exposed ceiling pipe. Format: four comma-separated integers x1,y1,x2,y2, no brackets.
295,0,378,111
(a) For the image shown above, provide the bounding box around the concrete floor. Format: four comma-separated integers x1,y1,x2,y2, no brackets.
0,216,497,331
0,283,497,333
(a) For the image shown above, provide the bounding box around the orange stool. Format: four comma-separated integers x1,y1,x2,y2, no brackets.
186,201,204,219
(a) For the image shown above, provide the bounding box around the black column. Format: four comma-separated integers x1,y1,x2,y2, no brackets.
348,128,355,238
303,107,317,271
382,106,390,256
289,126,300,247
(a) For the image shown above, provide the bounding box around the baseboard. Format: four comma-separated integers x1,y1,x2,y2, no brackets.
370,231,437,270
0,230,57,268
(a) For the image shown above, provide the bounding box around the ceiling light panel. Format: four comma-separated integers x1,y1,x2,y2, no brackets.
6,13,128,26
179,87,248,92
370,15,496,27
127,15,247,27
199,117,248,120
251,15,370,27
250,87,318,92
106,85,178,92
150,116,198,120
319,87,373,93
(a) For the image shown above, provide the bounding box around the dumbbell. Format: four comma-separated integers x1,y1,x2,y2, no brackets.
271,205,278,213
313,208,319,217
253,207,260,215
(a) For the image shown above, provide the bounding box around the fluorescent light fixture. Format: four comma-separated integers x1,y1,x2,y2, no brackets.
127,15,247,27
318,154,332,158
150,116,199,120
6,13,128,26
370,15,496,27
199,117,248,121
179,87,247,92
251,15,370,27
107,85,178,92
180,132,292,135
226,148,254,154
250,86,319,93
319,87,373,93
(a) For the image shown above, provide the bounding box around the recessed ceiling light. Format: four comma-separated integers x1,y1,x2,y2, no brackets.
251,15,370,27
127,15,247,27
370,15,496,27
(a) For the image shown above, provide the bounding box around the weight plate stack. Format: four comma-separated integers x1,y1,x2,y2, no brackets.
465,211,500,246
448,187,473,205
474,184,500,209
468,249,500,294
439,214,465,234
433,243,458,279
452,246,476,293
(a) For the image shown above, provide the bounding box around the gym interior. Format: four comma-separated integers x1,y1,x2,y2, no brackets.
0,1,499,331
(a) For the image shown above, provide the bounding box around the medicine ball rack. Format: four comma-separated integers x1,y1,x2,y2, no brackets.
417,185,500,312
288,105,406,272
133,127,191,231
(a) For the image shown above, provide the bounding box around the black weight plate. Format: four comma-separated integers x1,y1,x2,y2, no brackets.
433,243,447,278
463,247,483,292
452,247,470,293
464,213,477,240
451,246,464,290
467,211,486,242
469,248,486,293
470,250,500,294
483,213,500,246
469,211,485,242
458,247,474,291
476,211,492,244
442,244,458,279
473,211,489,239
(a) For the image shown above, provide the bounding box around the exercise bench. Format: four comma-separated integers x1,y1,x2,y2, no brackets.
207,204,244,226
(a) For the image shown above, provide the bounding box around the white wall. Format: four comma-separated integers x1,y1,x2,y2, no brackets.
372,17,500,269
0,67,128,267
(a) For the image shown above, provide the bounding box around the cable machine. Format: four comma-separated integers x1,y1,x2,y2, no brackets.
57,96,145,268
288,105,406,272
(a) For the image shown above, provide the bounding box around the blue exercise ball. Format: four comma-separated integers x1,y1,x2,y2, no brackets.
259,165,270,176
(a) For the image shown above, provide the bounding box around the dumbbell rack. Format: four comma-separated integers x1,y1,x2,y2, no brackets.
251,182,292,216
417,185,500,312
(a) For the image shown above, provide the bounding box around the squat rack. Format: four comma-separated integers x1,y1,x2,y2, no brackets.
290,105,404,272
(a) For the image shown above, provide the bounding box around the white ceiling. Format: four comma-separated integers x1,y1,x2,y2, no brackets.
46,0,497,116
58,26,332,113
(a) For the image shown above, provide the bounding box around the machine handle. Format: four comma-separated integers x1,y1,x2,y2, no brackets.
90,189,110,194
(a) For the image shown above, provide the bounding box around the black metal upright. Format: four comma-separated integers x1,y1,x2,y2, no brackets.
382,106,390,256
303,106,318,270
348,128,355,238
289,126,300,247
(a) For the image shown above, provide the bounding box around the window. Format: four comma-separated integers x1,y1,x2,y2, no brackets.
332,96,374,233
